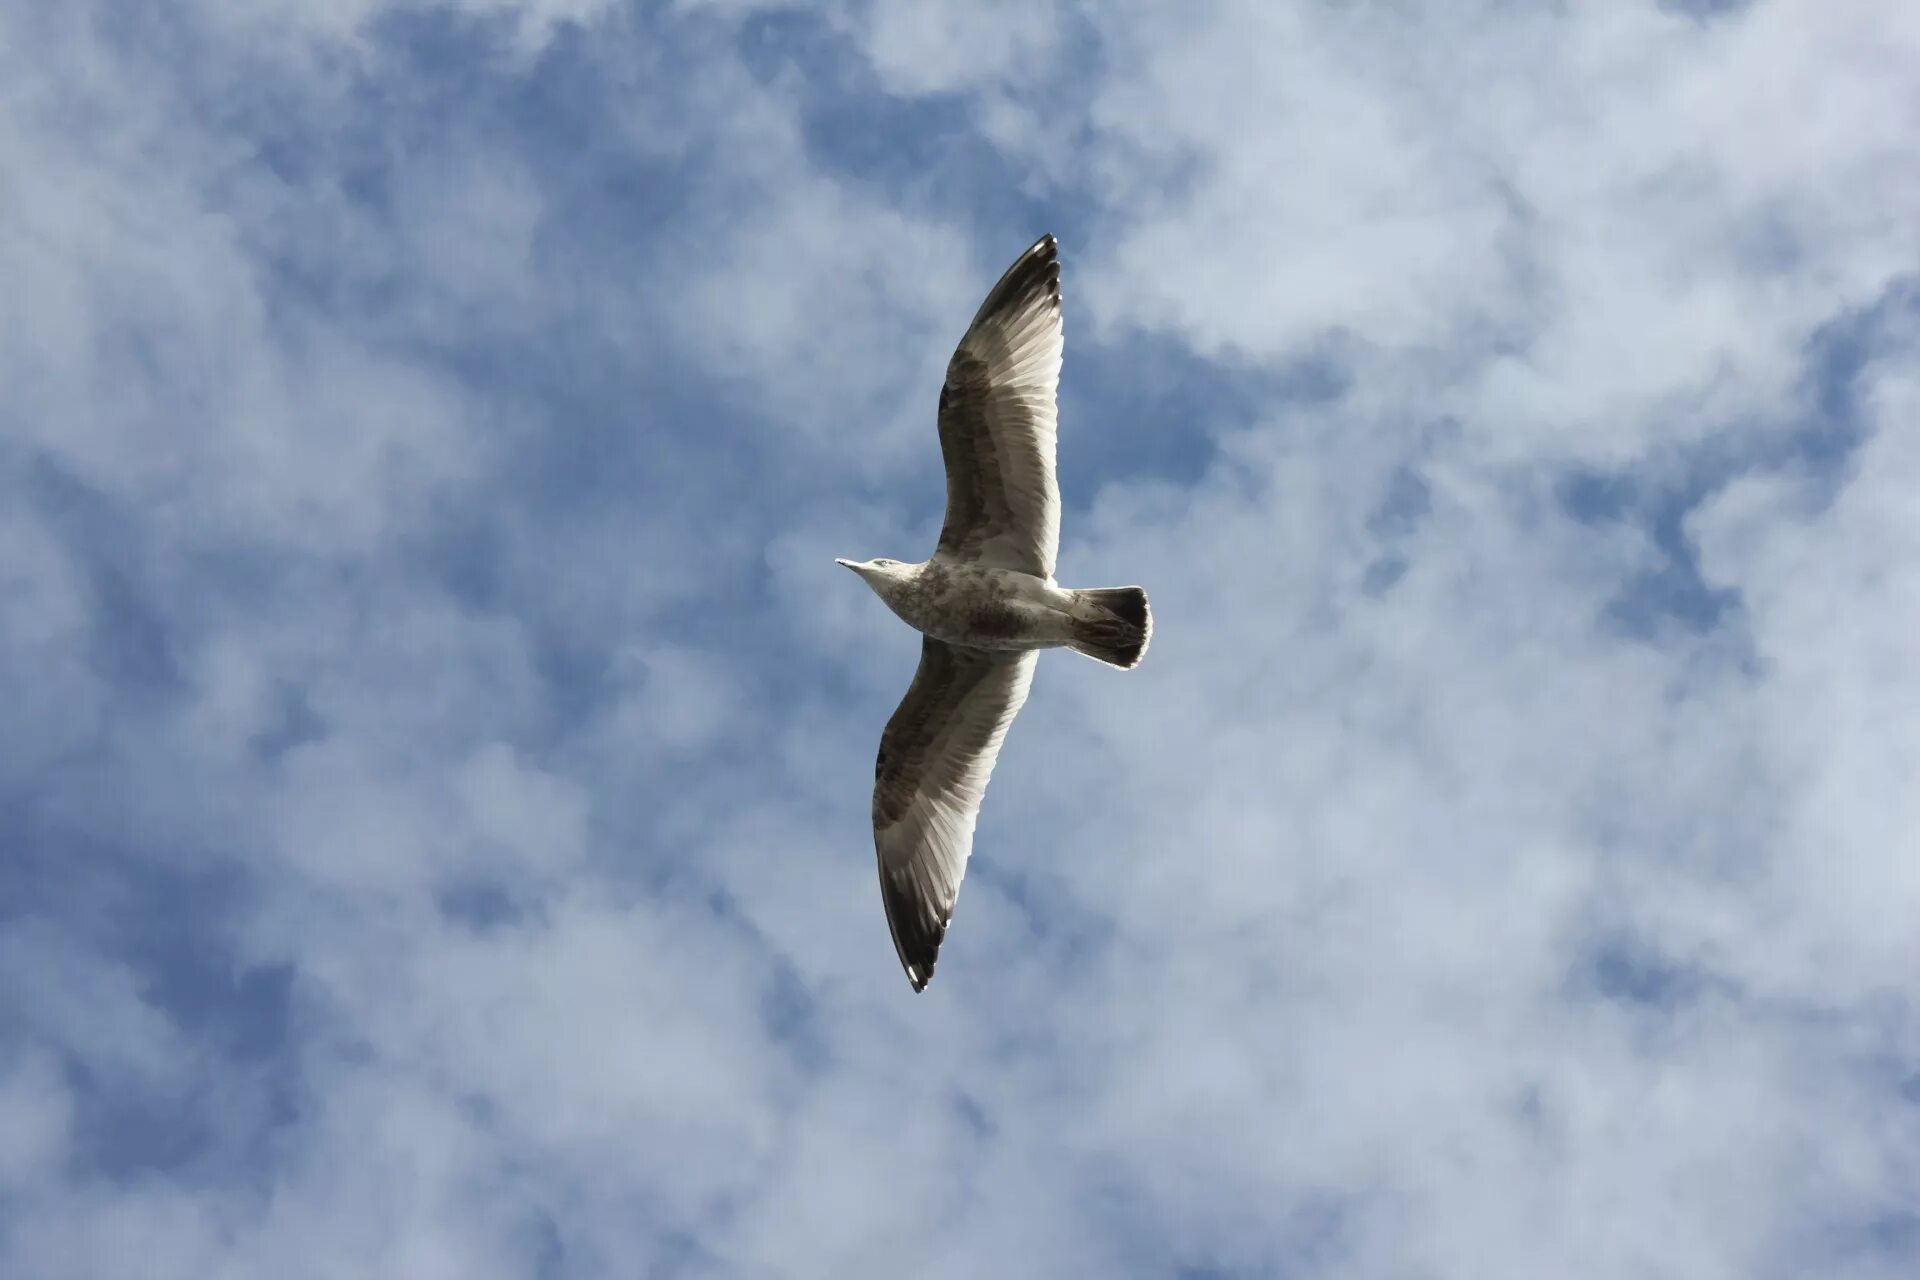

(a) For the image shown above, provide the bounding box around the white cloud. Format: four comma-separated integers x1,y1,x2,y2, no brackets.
836,0,1068,99
222,0,621,56
1691,356,1920,998
0,1051,72,1191
0,8,490,558
0,923,199,1096
1070,0,1920,464
0,507,106,788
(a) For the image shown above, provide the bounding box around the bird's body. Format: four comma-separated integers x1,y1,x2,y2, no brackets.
838,233,1152,991
838,557,1080,652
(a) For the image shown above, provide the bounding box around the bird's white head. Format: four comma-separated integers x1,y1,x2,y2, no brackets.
835,557,914,596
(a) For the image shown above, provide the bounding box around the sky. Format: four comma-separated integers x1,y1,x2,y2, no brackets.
2,0,1918,1276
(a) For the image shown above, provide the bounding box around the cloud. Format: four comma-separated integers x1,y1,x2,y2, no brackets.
1072,0,1920,462
1,1,1916,1278
0,1050,71,1192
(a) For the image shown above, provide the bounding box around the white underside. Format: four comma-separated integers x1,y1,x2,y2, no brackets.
884,560,1081,651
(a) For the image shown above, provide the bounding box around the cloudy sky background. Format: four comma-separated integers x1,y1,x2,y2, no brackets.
3,0,1918,1275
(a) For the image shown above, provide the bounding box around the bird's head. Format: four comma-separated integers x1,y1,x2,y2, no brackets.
835,557,912,593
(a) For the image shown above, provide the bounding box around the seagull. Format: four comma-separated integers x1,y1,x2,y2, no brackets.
837,234,1153,992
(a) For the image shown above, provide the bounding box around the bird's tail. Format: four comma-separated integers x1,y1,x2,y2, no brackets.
1068,586,1153,669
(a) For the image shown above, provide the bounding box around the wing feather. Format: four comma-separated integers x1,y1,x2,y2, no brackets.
936,234,1063,579
872,638,1037,991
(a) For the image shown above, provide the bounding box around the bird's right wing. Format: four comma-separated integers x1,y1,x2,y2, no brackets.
935,234,1064,580
872,637,1037,991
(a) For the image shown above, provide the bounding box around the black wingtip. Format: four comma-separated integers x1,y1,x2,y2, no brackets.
900,945,940,994
881,869,949,993
968,233,1061,329
1013,233,1058,266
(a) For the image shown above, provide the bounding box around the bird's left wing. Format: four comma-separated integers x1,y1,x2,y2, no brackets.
872,637,1037,991
935,234,1064,579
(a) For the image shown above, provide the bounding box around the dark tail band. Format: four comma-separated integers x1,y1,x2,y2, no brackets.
1070,586,1152,669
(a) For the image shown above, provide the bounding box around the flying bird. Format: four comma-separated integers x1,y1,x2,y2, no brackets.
837,234,1153,992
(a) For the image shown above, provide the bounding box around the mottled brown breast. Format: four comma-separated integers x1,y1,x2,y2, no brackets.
965,603,1026,640
916,561,952,597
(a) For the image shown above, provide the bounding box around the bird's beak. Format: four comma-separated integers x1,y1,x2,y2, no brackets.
834,558,857,571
